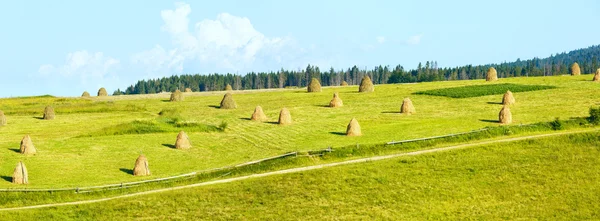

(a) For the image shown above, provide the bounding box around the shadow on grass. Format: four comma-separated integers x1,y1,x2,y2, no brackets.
8,148,20,154
1,176,12,183
161,100,172,102
381,111,400,114
479,119,500,123
119,168,134,175
32,117,44,120
486,102,503,105
314,104,331,108
239,117,252,121
329,132,347,136
162,144,176,149
207,105,220,109
266,121,281,125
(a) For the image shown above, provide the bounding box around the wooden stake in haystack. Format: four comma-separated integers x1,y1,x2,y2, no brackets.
346,118,362,136
133,155,150,176
251,106,268,122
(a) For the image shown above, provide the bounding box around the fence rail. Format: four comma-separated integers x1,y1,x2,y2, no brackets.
387,128,489,145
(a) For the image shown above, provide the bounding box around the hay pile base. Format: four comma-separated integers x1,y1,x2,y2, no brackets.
400,98,416,114
133,155,150,176
346,118,362,136
502,90,516,105
175,131,192,149
81,91,91,97
225,84,233,91
278,108,292,125
97,87,108,96
329,92,343,107
12,162,28,184
43,106,55,120
341,81,349,86
184,88,192,92
486,67,498,81
499,105,512,124
220,93,237,109
20,135,37,155
251,106,268,121
170,89,184,102
307,78,322,92
571,62,581,76
593,68,600,82
0,110,6,126
359,76,374,92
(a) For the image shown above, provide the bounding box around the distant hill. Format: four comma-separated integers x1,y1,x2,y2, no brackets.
116,45,600,95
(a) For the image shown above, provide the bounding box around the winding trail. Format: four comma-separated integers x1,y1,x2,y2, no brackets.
0,129,594,211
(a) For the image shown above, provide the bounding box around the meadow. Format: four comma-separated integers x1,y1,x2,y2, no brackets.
0,74,599,188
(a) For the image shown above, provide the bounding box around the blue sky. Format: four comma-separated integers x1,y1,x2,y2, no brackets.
1,0,599,97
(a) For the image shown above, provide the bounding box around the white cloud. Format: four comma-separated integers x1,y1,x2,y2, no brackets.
376,36,385,44
406,34,423,45
38,50,120,85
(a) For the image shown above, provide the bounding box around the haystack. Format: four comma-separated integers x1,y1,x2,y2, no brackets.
20,135,37,155
97,87,108,96
133,155,150,176
12,162,28,184
0,110,6,126
329,92,343,107
184,88,192,92
486,67,498,81
225,84,233,91
220,93,237,109
400,98,416,114
570,62,581,76
251,106,268,121
307,78,322,92
81,91,91,97
593,68,600,82
278,108,292,125
43,106,55,120
359,76,374,92
170,89,184,102
346,118,362,136
341,81,349,86
499,105,512,125
174,131,191,149
502,90,516,105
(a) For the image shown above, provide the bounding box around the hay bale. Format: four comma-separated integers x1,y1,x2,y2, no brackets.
346,118,362,136
97,87,108,96
170,89,184,102
0,110,6,126
400,98,416,114
486,67,498,81
184,88,192,92
43,106,55,120
251,106,268,121
12,162,28,184
81,91,91,97
359,76,374,92
593,68,600,82
225,84,233,91
220,93,237,109
174,131,192,149
341,81,349,86
307,78,322,92
329,92,343,107
278,108,292,125
20,135,37,155
570,62,581,76
502,90,516,105
133,155,150,176
499,105,512,125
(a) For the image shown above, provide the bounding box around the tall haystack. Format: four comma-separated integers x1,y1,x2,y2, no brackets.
97,87,108,96
502,90,516,105
133,155,150,176
174,131,191,149
43,106,55,120
184,88,192,92
170,89,184,102
346,118,362,136
251,106,268,121
225,84,233,91
0,110,6,126
12,162,28,184
329,92,343,107
307,78,322,92
81,91,91,97
400,98,416,114
593,68,600,82
486,67,498,81
20,135,36,155
220,93,237,109
499,105,512,125
341,81,349,86
570,62,581,76
359,76,374,92
278,108,292,125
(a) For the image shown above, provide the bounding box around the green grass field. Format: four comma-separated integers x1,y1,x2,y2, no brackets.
0,74,599,188
6,131,600,220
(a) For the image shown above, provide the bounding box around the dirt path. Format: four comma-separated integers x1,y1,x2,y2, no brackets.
0,129,594,211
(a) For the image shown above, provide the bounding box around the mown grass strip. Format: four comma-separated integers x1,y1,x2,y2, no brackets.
414,83,557,98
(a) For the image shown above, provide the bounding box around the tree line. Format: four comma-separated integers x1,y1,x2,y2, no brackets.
115,45,600,95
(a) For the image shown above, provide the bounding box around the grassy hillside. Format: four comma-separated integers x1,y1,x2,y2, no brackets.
6,132,600,220
0,74,599,187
